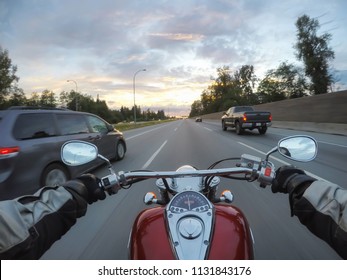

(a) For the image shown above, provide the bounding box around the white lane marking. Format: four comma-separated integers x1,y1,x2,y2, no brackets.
174,127,178,131
268,131,347,148
195,122,214,132
142,140,168,169
317,140,347,149
126,124,170,140
237,142,331,183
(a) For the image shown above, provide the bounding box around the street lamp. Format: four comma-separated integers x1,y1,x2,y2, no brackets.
133,69,146,124
67,80,78,111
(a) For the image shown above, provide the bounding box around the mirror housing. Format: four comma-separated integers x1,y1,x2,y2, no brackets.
278,135,317,162
61,141,98,166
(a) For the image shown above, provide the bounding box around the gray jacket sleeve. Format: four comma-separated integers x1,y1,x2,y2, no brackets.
291,180,347,259
0,186,87,259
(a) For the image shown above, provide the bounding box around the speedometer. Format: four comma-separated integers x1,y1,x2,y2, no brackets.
165,190,215,259
169,191,210,214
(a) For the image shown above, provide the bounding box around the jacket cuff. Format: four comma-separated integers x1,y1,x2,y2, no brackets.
62,180,89,217
288,174,317,216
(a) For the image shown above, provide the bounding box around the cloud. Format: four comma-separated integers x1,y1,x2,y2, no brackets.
0,0,346,115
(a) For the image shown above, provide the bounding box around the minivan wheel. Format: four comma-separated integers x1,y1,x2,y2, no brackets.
114,141,125,161
41,163,69,187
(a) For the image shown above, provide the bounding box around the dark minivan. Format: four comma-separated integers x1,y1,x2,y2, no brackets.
0,106,126,200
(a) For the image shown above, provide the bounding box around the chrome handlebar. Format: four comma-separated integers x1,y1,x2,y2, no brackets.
61,135,317,196
99,154,276,192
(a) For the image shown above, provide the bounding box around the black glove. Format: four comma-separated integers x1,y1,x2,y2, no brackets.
64,174,106,204
271,166,316,194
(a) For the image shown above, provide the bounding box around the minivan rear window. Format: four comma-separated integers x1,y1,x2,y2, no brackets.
13,113,56,140
56,114,89,135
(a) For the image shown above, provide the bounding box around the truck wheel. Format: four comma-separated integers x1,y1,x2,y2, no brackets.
235,122,243,135
258,127,267,135
222,121,227,131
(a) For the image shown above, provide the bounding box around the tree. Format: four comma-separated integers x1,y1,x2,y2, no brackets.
0,46,20,106
233,65,257,98
120,106,132,121
157,110,165,120
189,100,203,117
200,89,219,114
213,66,233,99
207,66,248,111
26,92,39,106
257,77,286,103
295,14,335,94
40,89,57,107
6,89,27,107
189,65,259,116
59,90,81,111
259,61,308,100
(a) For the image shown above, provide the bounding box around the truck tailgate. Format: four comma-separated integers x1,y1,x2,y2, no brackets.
244,111,271,122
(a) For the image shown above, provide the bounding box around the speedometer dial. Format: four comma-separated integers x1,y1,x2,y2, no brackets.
169,191,210,214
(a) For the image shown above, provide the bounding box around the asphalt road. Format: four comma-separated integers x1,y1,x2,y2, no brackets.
41,119,347,260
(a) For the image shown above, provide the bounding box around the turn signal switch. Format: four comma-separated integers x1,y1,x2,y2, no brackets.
258,161,275,188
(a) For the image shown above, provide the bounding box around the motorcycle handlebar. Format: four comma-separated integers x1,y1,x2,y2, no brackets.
122,167,253,179
99,162,275,193
61,135,317,195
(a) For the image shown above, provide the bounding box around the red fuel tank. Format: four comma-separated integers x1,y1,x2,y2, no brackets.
129,204,254,260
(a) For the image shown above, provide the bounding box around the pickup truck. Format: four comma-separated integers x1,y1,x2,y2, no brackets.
221,106,272,135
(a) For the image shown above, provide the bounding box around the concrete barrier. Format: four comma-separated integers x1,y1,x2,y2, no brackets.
271,121,347,136
196,90,347,136
253,90,347,124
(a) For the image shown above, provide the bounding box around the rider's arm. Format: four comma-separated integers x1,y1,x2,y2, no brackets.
0,174,105,260
272,166,347,259
290,180,347,259
0,185,88,259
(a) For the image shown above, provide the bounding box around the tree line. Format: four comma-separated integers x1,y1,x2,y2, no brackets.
0,47,167,123
189,14,336,117
0,86,167,123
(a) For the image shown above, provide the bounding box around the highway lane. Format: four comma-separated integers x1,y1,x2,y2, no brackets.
41,119,345,260
201,119,347,187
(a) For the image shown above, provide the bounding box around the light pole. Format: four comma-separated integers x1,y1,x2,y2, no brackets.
67,80,78,111
133,69,146,124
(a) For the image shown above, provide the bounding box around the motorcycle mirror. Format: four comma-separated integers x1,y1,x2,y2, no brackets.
278,135,317,162
61,141,98,166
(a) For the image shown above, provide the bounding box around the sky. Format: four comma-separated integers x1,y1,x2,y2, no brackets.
1,0,346,116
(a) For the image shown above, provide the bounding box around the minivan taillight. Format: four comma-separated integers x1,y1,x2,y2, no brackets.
0,146,20,157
